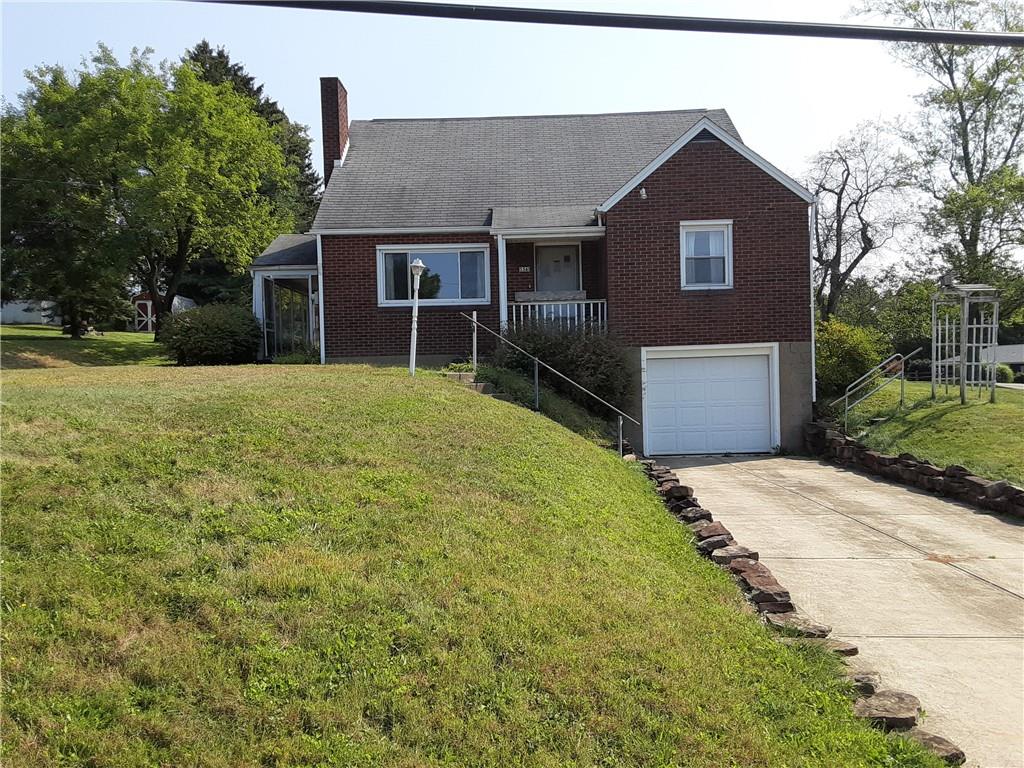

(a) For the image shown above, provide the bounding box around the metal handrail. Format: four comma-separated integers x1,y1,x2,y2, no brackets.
459,312,640,455
828,347,923,431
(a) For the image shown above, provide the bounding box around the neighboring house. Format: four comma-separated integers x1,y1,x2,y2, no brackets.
250,77,815,455
982,344,1024,374
1,299,59,325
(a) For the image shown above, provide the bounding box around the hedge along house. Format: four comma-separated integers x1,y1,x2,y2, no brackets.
250,76,817,455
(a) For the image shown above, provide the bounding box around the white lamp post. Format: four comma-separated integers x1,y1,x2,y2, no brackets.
409,258,426,376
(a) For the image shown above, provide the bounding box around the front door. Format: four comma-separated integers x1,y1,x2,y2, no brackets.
535,244,580,292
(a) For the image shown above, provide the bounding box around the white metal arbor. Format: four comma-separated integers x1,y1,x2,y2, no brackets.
931,279,1000,404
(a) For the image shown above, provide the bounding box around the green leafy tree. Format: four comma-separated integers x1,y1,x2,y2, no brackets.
2,47,294,335
1,47,156,336
861,0,1024,310
108,59,294,331
835,276,885,328
185,40,321,229
876,277,936,355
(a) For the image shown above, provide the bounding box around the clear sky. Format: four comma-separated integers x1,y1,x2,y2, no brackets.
2,0,928,183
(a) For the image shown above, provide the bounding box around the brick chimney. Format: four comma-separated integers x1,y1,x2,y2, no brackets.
320,77,349,185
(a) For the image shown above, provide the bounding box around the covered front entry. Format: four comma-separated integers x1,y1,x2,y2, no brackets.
251,270,319,359
642,344,779,455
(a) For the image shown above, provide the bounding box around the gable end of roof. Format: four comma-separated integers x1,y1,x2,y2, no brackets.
597,117,814,211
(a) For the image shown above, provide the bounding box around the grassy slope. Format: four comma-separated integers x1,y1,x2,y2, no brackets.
846,381,1024,484
2,365,940,767
1,325,168,368
474,363,616,448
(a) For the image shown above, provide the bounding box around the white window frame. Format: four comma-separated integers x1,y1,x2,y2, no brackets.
679,219,733,290
376,243,491,307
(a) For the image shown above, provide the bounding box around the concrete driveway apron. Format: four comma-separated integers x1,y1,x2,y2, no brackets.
668,456,1024,768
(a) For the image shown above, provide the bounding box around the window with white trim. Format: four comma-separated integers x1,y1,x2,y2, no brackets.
377,245,490,306
679,220,733,289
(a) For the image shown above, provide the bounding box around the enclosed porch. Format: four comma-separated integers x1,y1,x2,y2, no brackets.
249,235,320,360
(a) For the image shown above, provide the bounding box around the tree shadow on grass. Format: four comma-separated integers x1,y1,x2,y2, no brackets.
2,332,170,368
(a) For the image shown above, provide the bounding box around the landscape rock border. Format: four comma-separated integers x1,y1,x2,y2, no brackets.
631,456,967,766
804,420,1024,520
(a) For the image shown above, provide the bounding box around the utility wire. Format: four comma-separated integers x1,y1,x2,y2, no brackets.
191,0,1024,47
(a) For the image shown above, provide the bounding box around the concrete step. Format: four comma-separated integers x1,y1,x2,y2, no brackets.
444,371,476,383
466,382,493,395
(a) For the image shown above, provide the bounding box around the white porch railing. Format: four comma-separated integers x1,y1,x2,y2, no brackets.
509,299,607,332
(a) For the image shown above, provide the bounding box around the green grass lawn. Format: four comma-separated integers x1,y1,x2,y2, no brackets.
474,363,617,448
1,324,169,368
2,364,942,767
842,380,1024,484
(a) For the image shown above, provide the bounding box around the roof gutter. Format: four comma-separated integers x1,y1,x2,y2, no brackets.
490,225,606,239
309,226,491,235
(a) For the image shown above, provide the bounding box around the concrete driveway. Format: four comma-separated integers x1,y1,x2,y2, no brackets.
667,456,1024,768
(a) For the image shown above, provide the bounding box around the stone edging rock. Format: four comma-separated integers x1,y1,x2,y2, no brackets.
804,420,1024,520
629,456,966,766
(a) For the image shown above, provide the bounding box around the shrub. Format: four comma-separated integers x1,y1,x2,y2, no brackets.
161,304,261,366
495,326,633,413
272,343,318,365
905,358,932,381
995,363,1014,383
1015,371,1024,384
815,318,887,397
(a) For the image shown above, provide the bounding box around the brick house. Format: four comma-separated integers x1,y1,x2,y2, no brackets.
250,76,816,455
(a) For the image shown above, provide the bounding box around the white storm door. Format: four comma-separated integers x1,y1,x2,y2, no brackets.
535,244,580,292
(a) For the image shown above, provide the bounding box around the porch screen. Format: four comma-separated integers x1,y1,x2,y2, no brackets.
381,249,487,303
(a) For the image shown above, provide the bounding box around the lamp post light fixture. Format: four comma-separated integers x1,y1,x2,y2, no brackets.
409,257,426,376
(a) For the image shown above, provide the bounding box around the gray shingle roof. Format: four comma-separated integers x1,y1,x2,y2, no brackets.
312,109,740,231
252,234,317,267
491,204,597,229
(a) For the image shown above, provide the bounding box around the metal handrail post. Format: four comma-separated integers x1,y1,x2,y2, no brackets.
617,415,624,456
472,310,478,372
900,361,905,409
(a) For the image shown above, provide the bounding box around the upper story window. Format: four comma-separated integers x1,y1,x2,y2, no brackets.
680,220,733,290
377,245,490,306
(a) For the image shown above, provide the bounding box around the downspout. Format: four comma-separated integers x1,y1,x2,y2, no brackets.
316,233,326,364
496,233,509,329
808,200,817,404
251,268,264,359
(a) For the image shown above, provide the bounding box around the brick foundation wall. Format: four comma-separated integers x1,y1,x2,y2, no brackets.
320,233,499,358
605,136,811,347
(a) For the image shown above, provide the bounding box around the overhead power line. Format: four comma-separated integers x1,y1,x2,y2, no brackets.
193,0,1024,47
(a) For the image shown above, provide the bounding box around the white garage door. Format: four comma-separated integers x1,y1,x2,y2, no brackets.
645,354,772,455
